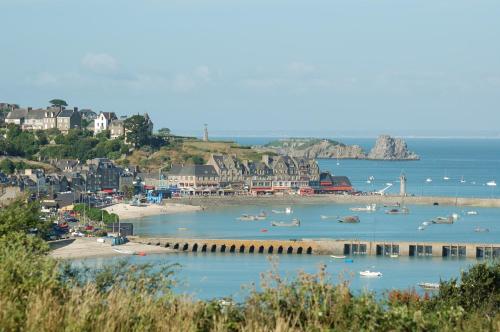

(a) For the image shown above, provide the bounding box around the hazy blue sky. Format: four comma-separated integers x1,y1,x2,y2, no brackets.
1,0,499,137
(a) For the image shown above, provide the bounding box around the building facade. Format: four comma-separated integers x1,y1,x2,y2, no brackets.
94,112,117,134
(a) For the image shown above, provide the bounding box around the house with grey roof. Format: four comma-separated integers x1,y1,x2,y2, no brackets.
5,108,28,125
167,164,220,193
56,108,81,133
22,108,46,130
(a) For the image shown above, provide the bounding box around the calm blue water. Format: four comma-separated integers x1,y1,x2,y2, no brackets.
76,253,478,300
214,137,500,198
132,204,498,243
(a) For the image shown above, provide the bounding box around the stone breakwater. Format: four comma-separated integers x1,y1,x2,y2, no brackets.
176,195,500,208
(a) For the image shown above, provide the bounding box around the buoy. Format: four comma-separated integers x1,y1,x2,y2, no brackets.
260,229,268,233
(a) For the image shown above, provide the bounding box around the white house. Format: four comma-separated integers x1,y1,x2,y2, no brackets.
94,112,117,134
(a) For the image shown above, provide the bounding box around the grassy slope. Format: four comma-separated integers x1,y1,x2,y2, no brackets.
119,139,272,171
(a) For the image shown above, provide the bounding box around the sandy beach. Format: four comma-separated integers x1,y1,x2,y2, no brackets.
50,237,174,259
104,202,202,220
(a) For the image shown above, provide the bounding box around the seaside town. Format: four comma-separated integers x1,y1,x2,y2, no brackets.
2,1,500,329
0,100,360,240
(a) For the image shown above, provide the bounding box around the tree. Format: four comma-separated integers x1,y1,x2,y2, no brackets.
0,159,15,174
0,197,49,237
157,128,171,138
123,115,152,148
49,99,68,107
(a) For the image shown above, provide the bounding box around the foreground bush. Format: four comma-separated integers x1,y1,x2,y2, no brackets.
0,235,498,332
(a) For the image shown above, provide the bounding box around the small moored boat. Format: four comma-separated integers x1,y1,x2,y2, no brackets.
431,216,454,224
338,215,360,223
330,255,346,259
359,270,382,277
113,248,136,255
271,219,300,227
385,207,410,215
418,282,440,290
350,204,377,212
474,227,489,233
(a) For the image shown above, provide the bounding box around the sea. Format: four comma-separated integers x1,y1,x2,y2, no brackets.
74,138,500,300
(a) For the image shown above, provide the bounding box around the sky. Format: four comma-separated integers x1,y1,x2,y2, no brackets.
1,0,500,137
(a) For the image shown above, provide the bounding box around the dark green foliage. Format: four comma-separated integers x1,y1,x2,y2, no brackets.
49,99,68,107
124,115,153,148
0,197,49,237
190,155,205,165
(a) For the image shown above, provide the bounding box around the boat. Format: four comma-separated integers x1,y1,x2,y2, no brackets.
237,214,258,221
383,202,400,208
330,255,346,259
418,226,425,231
466,211,478,215
254,211,268,220
486,180,497,187
474,227,489,233
344,258,354,263
177,227,188,231
426,178,432,183
460,176,466,184
390,254,399,258
350,204,377,212
338,215,360,223
260,229,268,232
271,219,300,227
443,176,450,181
271,207,293,214
112,248,136,255
418,282,440,290
422,221,431,226
385,207,409,215
320,215,338,220
359,270,382,277
431,216,454,224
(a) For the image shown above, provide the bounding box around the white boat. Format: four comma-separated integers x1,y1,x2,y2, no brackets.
390,254,399,258
451,213,460,221
422,221,431,226
466,211,478,215
359,270,382,277
460,176,466,184
426,178,432,183
432,216,454,224
418,226,425,231
385,207,410,215
271,219,300,227
486,180,497,187
112,248,136,255
418,282,440,290
330,255,346,259
443,176,450,181
320,215,337,220
272,207,293,214
474,227,489,233
350,204,377,212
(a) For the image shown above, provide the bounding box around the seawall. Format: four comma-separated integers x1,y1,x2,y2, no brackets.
176,195,500,208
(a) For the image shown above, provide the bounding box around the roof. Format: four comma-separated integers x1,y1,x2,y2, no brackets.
57,109,75,118
169,165,218,177
6,108,28,119
25,109,46,120
99,112,117,121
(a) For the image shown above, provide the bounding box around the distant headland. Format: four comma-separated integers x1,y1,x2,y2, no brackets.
253,135,420,160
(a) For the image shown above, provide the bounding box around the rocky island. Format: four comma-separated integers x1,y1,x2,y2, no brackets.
254,135,419,160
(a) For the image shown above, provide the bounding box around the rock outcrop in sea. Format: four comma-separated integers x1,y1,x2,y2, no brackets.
367,135,419,160
254,135,419,160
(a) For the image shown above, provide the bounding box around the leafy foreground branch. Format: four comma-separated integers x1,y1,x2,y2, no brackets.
0,235,498,332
